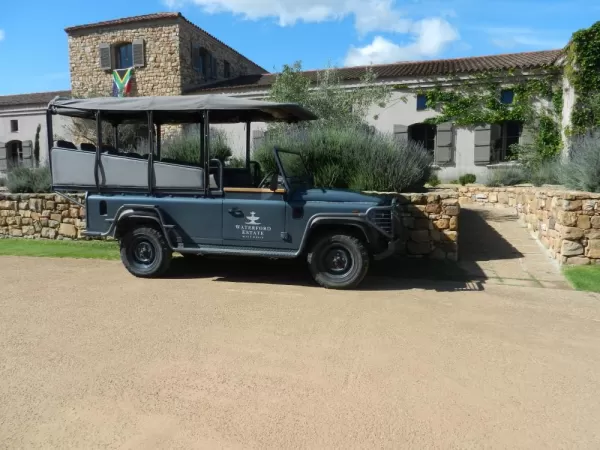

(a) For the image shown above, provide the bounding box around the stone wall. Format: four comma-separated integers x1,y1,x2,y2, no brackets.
0,191,460,261
0,194,86,240
179,19,265,90
457,185,600,265
68,20,182,98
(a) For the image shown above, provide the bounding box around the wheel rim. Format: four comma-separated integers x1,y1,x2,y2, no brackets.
322,245,353,277
130,238,156,268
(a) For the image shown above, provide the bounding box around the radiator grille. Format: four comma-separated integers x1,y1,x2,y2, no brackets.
367,208,393,235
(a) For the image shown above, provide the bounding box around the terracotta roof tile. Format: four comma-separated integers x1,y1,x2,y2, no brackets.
186,49,564,94
0,90,71,107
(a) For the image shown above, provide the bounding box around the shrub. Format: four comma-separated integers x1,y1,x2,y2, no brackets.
458,173,476,185
485,166,527,187
7,167,51,193
427,173,441,187
525,159,561,186
557,134,600,192
253,124,432,192
161,128,232,165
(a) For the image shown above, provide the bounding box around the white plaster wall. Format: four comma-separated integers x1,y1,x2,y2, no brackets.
0,106,73,169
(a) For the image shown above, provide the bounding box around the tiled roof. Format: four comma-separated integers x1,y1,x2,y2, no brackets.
186,49,564,94
64,12,267,73
0,90,71,107
64,12,180,32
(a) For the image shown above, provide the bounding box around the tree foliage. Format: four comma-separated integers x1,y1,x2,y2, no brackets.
267,61,392,128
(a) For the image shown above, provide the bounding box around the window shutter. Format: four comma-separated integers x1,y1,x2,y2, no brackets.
435,122,454,165
99,43,112,70
253,130,266,150
22,140,33,168
0,142,6,172
132,39,145,68
474,125,492,165
393,124,408,141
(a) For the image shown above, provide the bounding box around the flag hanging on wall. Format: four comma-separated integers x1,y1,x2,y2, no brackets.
112,68,133,97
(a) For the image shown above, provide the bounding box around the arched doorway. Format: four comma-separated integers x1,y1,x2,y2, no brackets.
6,140,22,170
408,123,436,154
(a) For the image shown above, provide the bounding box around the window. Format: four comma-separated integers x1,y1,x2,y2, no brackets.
491,120,522,162
115,43,133,69
408,123,436,153
192,46,213,80
416,94,428,111
224,60,231,78
6,141,22,169
10,120,18,132
500,89,514,104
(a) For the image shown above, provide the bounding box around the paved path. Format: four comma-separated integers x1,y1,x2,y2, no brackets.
1,255,599,449
458,205,571,290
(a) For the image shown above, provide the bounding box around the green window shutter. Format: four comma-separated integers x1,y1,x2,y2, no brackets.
393,124,408,141
21,140,33,168
474,125,492,165
435,122,454,165
132,39,145,67
99,43,112,70
0,142,7,172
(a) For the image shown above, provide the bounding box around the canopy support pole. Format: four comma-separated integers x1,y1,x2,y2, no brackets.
94,110,102,192
156,123,161,160
147,111,155,195
245,121,251,170
203,111,210,196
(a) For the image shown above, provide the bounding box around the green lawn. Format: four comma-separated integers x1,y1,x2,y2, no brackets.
563,265,600,293
0,238,120,260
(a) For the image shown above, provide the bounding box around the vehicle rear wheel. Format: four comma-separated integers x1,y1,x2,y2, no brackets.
307,233,370,289
120,226,172,278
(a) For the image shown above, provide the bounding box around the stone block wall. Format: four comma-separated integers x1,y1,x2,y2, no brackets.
456,186,600,265
179,19,265,89
0,191,460,261
0,194,86,240
68,20,182,98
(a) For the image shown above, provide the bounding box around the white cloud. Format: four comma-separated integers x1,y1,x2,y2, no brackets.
0,30,5,42
477,26,568,50
166,0,421,35
344,18,459,66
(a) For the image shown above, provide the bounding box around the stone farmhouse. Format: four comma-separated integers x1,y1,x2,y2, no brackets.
0,12,569,182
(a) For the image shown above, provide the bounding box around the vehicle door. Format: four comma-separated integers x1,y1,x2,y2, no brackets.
222,188,287,246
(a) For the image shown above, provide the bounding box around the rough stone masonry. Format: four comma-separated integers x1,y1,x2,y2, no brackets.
0,191,460,261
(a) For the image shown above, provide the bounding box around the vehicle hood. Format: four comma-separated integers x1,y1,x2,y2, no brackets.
292,188,388,205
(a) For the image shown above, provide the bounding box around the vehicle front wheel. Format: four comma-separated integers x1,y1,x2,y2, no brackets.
307,233,370,289
120,226,172,278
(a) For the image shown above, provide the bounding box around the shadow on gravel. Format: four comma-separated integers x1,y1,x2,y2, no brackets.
165,255,485,293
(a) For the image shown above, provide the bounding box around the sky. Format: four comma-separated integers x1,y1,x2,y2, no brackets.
0,0,597,96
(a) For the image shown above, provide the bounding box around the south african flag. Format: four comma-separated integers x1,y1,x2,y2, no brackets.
112,68,133,97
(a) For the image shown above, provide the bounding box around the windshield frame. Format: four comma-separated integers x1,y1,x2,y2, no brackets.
273,147,314,192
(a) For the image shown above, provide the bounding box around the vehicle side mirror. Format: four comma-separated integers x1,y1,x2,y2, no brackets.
269,173,279,191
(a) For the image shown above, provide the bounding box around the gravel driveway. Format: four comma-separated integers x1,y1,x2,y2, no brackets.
1,255,600,449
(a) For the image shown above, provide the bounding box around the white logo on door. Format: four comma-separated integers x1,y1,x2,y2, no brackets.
245,211,261,225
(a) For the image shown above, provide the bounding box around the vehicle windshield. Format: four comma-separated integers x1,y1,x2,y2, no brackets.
275,149,313,188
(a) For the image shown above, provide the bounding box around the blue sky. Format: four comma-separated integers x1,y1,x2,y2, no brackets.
0,0,597,95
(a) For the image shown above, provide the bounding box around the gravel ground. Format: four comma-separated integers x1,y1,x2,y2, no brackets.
1,255,599,449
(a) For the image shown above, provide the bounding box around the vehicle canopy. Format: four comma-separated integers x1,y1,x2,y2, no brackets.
45,94,318,196
47,94,318,124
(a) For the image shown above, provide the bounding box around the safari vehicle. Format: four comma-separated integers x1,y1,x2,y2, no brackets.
46,94,400,289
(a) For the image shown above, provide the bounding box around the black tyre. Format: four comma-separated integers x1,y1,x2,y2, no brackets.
307,233,370,289
120,226,172,278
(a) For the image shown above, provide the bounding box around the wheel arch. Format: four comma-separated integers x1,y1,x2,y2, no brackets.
113,208,170,244
302,218,372,254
